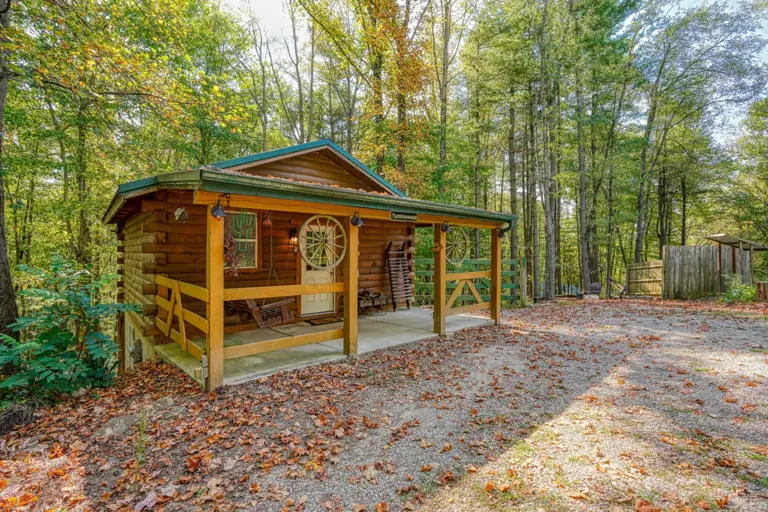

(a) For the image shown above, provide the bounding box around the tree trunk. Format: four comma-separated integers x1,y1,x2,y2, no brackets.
539,0,556,300
680,175,687,245
576,74,590,292
527,86,540,300
74,116,91,266
437,0,451,197
290,6,305,143
0,0,17,338
508,96,518,260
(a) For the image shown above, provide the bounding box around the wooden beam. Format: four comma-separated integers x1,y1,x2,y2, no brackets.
223,282,345,301
193,191,509,230
490,230,502,324
155,275,209,302
206,206,224,391
446,270,491,281
155,318,204,360
433,224,446,336
417,214,507,230
446,301,490,317
466,279,484,305
155,295,209,333
716,242,722,293
194,190,390,221
343,217,359,355
446,279,466,309
223,328,343,359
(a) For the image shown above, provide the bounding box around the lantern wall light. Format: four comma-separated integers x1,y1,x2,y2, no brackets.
289,228,299,254
351,212,365,227
210,193,230,219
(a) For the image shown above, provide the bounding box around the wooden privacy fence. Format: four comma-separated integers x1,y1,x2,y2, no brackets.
627,245,757,300
626,260,663,297
414,258,522,307
662,245,720,300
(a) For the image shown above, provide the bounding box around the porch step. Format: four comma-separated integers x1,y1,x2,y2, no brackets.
155,343,203,387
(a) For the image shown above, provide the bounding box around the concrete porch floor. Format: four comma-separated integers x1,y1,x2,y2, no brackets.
155,307,492,386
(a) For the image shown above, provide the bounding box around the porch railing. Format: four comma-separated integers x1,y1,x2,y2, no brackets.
414,258,522,308
153,276,344,362
154,275,209,361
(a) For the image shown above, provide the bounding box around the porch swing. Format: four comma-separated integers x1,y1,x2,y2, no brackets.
227,210,295,328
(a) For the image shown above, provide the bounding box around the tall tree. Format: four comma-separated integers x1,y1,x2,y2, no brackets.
0,0,17,337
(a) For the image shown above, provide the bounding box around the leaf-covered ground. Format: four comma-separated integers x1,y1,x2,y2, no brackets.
1,300,767,511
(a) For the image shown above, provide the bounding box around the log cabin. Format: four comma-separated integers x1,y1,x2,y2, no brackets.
104,139,516,390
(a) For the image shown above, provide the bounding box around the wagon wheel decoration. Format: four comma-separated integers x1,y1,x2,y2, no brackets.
298,215,347,270
445,226,470,266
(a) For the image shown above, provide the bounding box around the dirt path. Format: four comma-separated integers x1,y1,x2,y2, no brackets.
1,300,767,511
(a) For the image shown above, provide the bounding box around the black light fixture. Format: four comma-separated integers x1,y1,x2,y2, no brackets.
351,212,365,227
210,193,230,219
498,220,514,238
441,221,452,233
289,228,299,254
263,211,273,227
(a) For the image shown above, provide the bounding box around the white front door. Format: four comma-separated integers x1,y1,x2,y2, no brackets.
299,219,339,316
301,265,335,316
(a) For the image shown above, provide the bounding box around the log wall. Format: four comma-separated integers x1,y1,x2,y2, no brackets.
119,211,161,368
119,189,416,350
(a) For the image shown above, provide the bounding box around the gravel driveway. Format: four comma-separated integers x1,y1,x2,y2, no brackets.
2,300,767,511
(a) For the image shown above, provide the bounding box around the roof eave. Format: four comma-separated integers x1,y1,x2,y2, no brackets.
198,170,514,225
103,171,204,224
104,170,516,226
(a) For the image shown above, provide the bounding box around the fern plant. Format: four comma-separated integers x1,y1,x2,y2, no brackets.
0,256,138,401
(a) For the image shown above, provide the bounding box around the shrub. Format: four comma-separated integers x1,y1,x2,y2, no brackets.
723,275,756,304
0,256,138,402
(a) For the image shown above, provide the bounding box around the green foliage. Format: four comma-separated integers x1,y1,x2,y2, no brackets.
722,275,756,304
0,256,139,401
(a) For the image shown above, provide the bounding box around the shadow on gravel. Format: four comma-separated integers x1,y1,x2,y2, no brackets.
2,301,766,511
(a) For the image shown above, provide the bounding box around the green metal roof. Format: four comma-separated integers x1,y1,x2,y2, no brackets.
104,169,516,227
212,139,406,197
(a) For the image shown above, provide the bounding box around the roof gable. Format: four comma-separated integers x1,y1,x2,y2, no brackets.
211,140,406,197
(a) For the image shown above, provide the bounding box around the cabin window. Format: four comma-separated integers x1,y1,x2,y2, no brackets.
224,211,259,269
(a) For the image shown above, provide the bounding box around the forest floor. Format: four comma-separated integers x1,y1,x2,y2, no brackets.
1,300,767,512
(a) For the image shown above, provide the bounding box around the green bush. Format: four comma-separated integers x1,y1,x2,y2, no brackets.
723,275,756,304
0,256,138,401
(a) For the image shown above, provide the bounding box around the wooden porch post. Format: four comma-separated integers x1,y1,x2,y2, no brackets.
206,206,225,391
433,224,446,336
716,242,722,293
490,229,502,324
739,241,744,282
343,217,359,355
